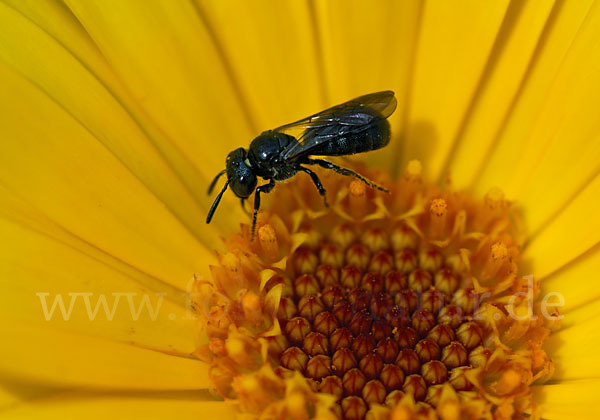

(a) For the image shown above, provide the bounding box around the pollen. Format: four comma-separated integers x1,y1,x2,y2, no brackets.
430,199,447,217
200,162,554,420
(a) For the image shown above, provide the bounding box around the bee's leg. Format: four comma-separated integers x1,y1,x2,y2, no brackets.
240,198,250,216
305,158,389,193
252,179,276,240
297,165,328,207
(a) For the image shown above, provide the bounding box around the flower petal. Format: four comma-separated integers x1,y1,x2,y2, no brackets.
0,212,202,353
64,0,253,178
0,321,209,390
523,173,600,279
471,0,600,236
0,57,217,289
196,0,323,131
0,0,240,240
64,0,257,233
544,303,600,380
404,0,509,180
541,245,600,313
448,0,556,188
533,380,599,419
0,387,19,411
1,391,233,419
311,0,422,174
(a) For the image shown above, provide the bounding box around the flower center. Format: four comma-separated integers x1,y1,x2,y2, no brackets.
275,219,482,417
200,162,555,420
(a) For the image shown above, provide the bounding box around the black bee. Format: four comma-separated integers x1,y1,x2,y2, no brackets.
206,90,397,239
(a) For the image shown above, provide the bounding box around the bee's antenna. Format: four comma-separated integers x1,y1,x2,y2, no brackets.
208,170,227,195
206,180,230,224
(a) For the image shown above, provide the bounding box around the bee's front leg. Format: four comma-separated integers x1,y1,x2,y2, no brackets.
251,179,276,240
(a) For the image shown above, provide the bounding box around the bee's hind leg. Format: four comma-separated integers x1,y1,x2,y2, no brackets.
305,158,389,193
297,165,328,208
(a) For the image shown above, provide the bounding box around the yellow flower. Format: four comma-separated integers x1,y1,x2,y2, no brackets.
1,0,599,419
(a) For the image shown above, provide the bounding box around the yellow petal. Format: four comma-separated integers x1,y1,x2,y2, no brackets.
533,380,599,420
64,0,258,232
557,298,600,333
0,58,217,289
523,173,600,279
0,213,200,354
1,381,63,411
544,303,600,380
64,0,253,177
541,244,600,313
0,321,209,390
0,387,19,411
196,0,323,131
404,0,510,180
0,1,241,240
448,0,556,189
0,177,208,388
472,0,600,235
311,0,422,174
1,391,233,420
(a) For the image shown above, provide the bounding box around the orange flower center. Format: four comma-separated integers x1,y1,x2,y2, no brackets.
198,161,556,420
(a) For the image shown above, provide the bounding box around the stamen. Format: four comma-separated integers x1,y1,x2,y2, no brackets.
258,224,279,260
481,241,508,280
226,336,261,369
495,369,521,395
208,337,227,357
404,160,422,183
242,291,263,326
396,160,422,208
429,198,448,239
220,252,246,295
474,187,507,229
349,180,367,218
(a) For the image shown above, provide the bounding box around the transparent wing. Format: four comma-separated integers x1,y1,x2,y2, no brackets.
275,91,397,160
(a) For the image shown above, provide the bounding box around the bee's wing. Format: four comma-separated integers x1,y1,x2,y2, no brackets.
274,91,397,161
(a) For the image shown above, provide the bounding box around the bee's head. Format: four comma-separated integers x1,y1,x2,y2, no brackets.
226,148,257,198
206,148,256,225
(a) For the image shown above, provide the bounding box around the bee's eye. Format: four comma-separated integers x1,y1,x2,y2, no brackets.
226,148,257,198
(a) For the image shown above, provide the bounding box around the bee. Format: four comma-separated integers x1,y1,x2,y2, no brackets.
206,90,397,239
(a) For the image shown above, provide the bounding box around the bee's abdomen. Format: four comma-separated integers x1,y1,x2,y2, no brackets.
312,118,390,156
